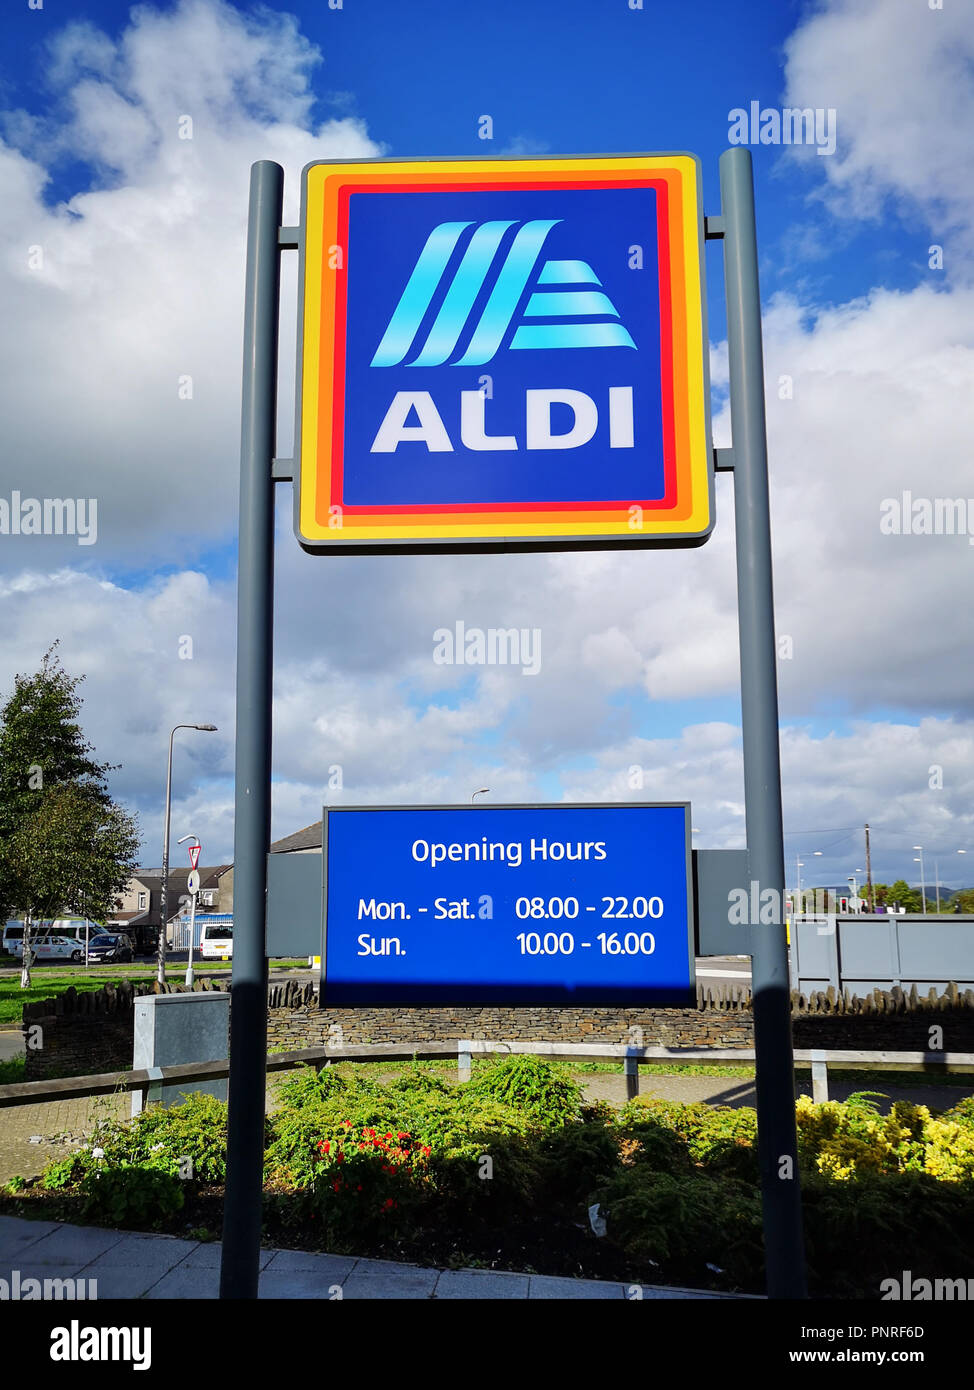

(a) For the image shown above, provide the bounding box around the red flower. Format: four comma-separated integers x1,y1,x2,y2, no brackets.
336,1153,345,1164
332,1180,341,1192
321,1141,330,1154
382,1197,395,1211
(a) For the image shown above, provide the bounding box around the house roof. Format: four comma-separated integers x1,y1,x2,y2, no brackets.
126,866,231,924
269,822,323,853
137,866,231,892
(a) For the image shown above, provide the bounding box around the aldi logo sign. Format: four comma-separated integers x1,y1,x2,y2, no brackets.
295,155,712,552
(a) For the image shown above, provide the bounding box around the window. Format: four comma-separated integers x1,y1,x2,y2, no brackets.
137,892,147,911
202,891,214,906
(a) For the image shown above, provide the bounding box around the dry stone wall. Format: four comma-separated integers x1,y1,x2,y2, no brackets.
21,977,974,1080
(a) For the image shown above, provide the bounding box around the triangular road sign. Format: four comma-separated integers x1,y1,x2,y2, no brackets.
189,843,202,870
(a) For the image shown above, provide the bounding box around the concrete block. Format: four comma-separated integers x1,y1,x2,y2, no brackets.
132,991,230,1116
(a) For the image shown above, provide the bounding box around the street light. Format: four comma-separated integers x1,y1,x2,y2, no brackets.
913,846,926,916
471,787,489,802
157,724,218,985
795,850,823,915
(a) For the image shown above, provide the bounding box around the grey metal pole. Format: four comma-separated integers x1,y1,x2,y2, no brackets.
157,727,177,985
719,147,807,1299
220,160,283,1299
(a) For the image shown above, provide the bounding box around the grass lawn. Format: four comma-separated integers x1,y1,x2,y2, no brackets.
0,958,308,1028
0,968,227,1027
272,1054,974,1089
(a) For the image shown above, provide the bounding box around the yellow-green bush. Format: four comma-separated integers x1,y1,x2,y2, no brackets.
795,1092,974,1182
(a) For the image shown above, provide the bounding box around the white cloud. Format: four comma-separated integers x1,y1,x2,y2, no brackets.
0,0,381,567
782,0,974,257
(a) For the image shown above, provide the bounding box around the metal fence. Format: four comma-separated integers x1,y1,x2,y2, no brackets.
789,914,974,996
3,1039,973,1113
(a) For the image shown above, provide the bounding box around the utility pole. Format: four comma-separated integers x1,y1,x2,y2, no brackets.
864,823,873,913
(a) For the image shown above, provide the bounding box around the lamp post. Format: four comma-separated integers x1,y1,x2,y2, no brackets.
471,787,489,802
795,850,823,915
913,846,926,916
157,724,217,985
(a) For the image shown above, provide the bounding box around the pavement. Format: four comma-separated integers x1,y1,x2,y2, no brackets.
0,1216,744,1299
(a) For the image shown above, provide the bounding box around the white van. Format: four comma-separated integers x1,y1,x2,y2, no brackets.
198,917,233,961
2,921,24,957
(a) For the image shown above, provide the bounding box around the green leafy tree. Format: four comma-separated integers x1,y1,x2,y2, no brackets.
888,879,922,913
950,888,974,915
0,645,140,985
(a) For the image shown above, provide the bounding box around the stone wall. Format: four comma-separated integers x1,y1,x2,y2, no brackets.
22,977,974,1081
22,979,228,1081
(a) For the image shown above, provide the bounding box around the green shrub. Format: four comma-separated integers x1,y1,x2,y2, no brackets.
111,1093,230,1184
593,1167,764,1288
80,1166,184,1227
801,1171,974,1297
537,1120,622,1204
617,1097,758,1177
274,1063,351,1109
41,1150,98,1190
465,1055,583,1128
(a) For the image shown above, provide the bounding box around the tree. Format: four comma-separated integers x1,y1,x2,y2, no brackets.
888,879,922,913
0,645,140,986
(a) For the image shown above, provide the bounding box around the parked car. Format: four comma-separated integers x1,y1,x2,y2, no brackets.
5,918,106,958
32,934,87,963
85,932,135,963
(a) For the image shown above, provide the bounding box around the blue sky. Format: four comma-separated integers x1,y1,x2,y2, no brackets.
0,0,972,895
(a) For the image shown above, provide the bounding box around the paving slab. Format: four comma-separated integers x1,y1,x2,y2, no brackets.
20,1223,126,1266
0,1215,64,1255
145,1266,219,1299
263,1248,357,1279
81,1233,203,1297
176,1242,276,1270
87,1232,201,1266
259,1271,347,1299
432,1268,531,1299
340,1257,440,1299
527,1274,625,1299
